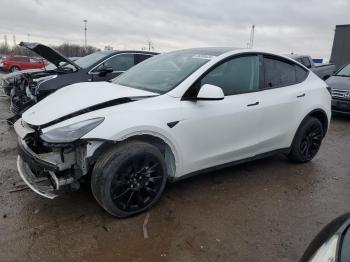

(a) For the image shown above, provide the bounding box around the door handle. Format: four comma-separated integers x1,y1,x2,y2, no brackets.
297,93,306,98
247,102,259,107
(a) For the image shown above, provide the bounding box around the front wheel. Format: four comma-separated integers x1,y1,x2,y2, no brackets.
91,141,167,217
288,117,324,163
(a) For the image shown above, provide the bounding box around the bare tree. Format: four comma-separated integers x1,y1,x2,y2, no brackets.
0,42,100,57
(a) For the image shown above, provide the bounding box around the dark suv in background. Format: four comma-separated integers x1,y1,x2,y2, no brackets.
7,42,158,117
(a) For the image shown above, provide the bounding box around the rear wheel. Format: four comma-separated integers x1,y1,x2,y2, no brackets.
10,66,20,72
288,117,324,163
91,141,167,217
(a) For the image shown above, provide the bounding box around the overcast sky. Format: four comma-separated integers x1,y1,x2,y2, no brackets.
0,0,349,59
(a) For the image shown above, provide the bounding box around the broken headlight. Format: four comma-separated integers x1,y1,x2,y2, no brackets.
40,117,104,143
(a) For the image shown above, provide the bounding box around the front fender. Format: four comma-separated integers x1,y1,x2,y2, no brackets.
84,125,183,177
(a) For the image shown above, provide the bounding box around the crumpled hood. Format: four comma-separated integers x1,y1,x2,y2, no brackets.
19,42,80,70
22,82,158,126
326,75,350,91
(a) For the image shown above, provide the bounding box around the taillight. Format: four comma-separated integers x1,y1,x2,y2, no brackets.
326,86,332,95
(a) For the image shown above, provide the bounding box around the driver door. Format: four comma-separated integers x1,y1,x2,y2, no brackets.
173,55,264,175
91,53,135,81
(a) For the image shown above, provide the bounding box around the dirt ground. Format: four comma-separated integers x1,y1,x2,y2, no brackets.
0,82,350,262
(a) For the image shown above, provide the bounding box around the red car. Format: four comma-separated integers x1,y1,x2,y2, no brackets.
0,55,47,72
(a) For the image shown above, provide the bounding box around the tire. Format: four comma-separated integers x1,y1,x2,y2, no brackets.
288,117,324,163
91,141,167,217
10,66,20,72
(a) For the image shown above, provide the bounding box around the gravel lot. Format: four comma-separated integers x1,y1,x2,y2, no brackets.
0,78,350,261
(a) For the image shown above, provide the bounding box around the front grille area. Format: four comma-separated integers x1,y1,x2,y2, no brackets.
24,132,53,154
332,88,350,101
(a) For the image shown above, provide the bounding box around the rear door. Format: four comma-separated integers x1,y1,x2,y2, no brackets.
256,55,309,154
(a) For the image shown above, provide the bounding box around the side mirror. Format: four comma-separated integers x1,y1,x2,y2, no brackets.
97,67,114,77
301,213,350,262
197,84,224,101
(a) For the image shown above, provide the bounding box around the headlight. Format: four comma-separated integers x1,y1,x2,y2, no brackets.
309,234,340,262
40,117,104,143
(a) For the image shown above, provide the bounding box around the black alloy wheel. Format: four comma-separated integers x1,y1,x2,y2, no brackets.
91,141,168,217
110,154,164,212
288,116,324,163
299,123,323,161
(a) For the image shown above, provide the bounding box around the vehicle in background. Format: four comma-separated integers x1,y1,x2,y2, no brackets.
301,213,350,262
0,55,47,72
1,57,82,96
326,62,350,114
8,42,158,117
286,54,336,80
14,48,331,217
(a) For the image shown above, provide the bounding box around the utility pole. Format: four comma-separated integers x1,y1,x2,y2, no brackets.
4,35,8,47
27,33,30,42
146,40,154,51
13,35,16,46
83,19,88,48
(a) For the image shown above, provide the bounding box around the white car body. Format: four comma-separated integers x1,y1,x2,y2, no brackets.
15,48,331,200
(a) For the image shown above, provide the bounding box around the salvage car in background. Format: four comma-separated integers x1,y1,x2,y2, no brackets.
1,57,80,97
14,48,331,217
8,42,158,116
0,55,47,72
326,62,350,114
287,54,336,80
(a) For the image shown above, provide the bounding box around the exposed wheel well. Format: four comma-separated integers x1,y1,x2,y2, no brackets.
307,109,329,135
90,135,176,178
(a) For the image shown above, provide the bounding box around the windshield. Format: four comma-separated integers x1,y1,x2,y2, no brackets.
74,52,109,69
112,50,213,94
336,64,350,77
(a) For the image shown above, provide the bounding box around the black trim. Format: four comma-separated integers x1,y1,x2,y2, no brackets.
39,96,156,129
247,101,259,107
181,51,309,100
167,121,179,128
195,97,224,101
168,148,290,182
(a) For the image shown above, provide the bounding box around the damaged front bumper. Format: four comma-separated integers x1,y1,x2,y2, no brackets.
17,156,74,199
14,120,89,199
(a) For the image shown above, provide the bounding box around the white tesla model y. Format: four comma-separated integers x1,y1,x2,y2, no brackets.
14,48,331,217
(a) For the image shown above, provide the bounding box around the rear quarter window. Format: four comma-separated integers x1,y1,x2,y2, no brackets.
264,56,308,89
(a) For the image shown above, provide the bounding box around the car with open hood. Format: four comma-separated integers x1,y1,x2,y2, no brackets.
14,47,331,217
326,62,350,114
1,57,79,97
8,42,158,117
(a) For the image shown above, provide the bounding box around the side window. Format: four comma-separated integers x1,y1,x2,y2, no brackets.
134,54,153,64
14,57,29,62
264,58,297,88
200,56,260,96
98,54,135,72
295,65,308,82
